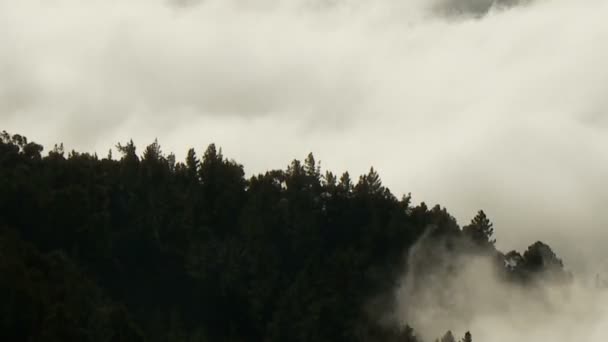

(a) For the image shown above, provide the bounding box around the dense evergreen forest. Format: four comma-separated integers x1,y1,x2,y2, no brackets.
0,131,570,342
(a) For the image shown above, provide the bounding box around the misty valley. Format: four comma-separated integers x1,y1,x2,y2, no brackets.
2,132,596,342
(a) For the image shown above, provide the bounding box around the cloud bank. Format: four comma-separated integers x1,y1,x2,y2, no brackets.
2,0,608,273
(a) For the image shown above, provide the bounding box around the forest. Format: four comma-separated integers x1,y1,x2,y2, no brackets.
0,131,570,342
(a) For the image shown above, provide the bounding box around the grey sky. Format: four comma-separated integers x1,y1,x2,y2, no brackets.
2,0,608,272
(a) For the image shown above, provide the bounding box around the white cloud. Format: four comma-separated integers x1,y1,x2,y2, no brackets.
2,0,608,272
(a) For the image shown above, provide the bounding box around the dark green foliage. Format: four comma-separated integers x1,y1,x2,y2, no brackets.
462,210,495,247
0,131,569,342
0,229,144,342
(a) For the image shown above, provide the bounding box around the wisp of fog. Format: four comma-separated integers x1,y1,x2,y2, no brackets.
388,232,608,342
2,1,608,339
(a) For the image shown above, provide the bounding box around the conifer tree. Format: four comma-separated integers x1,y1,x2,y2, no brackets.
463,210,495,246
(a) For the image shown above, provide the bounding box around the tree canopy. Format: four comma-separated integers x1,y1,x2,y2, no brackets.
0,132,569,342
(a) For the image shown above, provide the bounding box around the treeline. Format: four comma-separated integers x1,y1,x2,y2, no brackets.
0,131,569,342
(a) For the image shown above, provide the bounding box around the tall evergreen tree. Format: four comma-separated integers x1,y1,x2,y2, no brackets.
463,210,495,246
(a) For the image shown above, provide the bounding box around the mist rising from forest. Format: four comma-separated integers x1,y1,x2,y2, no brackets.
3,1,608,340
386,234,608,342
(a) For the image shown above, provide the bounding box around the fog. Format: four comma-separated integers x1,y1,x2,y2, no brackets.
2,0,608,280
391,234,608,341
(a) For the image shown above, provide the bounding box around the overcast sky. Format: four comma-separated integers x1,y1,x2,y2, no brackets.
2,0,608,272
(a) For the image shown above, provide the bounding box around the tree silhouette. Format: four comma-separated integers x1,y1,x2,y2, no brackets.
463,210,495,246
0,131,570,342
440,330,456,342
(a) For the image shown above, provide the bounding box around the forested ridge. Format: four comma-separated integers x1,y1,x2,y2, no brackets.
0,131,569,342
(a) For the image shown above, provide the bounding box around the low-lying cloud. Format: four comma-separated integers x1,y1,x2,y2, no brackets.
391,236,608,341
2,0,608,274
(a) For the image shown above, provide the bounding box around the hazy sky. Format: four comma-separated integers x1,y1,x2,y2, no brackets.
2,0,608,272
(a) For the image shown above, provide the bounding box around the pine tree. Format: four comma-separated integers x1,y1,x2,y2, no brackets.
324,171,337,188
356,167,383,195
116,139,138,162
185,148,199,180
440,330,456,342
304,152,320,179
463,210,495,246
338,171,352,193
